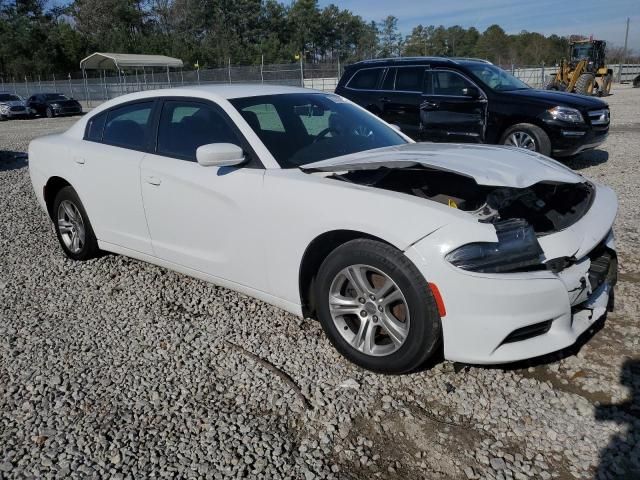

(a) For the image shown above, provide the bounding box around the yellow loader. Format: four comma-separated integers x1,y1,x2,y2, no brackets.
546,39,613,96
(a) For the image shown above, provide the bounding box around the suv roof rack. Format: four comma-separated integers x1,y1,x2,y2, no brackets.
351,56,456,66
450,57,493,64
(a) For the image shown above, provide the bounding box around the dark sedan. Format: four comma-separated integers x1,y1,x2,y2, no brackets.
27,93,82,118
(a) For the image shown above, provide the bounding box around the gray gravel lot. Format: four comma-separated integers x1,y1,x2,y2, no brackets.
1,86,639,479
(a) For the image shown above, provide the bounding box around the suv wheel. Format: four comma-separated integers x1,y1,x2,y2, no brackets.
314,239,442,374
500,123,551,157
46,106,55,118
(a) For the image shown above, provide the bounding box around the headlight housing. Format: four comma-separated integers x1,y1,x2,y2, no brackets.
50,103,60,108
446,219,544,273
548,106,584,123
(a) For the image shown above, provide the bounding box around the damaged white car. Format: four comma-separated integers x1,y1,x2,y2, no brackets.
28,86,618,373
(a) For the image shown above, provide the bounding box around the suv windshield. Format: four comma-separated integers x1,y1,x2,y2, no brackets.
230,93,407,168
0,94,21,102
44,94,69,101
465,64,530,91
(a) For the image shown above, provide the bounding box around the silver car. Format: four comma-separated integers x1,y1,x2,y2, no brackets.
0,93,34,120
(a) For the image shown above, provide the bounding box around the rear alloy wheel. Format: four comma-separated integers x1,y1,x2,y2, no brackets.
315,239,442,374
500,123,551,157
46,106,54,118
53,186,100,260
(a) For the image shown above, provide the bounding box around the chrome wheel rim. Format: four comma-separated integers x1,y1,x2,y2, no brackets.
57,200,85,253
505,131,536,151
328,264,410,357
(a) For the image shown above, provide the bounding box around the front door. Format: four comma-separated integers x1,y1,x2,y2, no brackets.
420,69,487,143
140,99,267,290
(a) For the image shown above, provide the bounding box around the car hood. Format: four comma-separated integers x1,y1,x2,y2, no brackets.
0,100,27,107
301,143,584,188
502,88,608,109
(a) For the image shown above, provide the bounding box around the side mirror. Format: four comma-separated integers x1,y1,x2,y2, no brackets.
462,86,481,98
196,143,245,167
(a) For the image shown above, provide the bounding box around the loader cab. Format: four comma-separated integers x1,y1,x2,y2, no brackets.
570,40,606,71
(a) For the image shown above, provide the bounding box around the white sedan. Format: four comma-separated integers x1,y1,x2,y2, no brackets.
28,85,618,373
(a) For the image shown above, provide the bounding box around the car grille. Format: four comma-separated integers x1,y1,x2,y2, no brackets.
9,106,25,112
588,109,609,126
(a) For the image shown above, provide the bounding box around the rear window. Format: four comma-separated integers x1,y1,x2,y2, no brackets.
347,68,383,90
85,112,107,142
395,67,425,92
102,102,153,150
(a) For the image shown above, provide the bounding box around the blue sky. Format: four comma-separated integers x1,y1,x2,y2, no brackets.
319,0,639,51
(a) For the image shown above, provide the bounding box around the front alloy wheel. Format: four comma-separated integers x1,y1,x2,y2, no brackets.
329,264,410,357
504,131,536,151
315,239,442,374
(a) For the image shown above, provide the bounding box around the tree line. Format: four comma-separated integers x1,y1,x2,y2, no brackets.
0,0,636,77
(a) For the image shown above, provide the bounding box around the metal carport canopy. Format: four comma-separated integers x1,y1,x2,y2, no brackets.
80,53,184,70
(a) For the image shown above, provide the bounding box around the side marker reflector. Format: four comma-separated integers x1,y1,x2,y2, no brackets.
428,283,446,318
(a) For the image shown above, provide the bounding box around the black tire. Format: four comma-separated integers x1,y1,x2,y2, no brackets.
545,77,565,91
46,106,54,118
500,123,552,157
52,186,100,261
633,75,640,88
314,239,442,374
574,73,595,95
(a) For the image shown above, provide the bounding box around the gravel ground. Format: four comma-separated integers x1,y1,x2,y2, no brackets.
1,85,639,480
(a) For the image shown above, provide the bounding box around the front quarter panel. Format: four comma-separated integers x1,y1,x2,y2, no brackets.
262,169,491,306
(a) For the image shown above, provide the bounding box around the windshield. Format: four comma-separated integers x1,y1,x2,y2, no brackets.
230,93,407,168
465,64,530,91
571,44,593,61
44,93,69,101
0,94,21,102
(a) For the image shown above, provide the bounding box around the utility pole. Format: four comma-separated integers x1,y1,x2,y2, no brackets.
618,17,630,83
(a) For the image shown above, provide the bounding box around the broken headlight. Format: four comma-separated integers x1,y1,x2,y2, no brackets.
446,219,544,273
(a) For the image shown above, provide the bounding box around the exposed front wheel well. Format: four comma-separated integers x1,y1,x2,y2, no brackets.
44,176,72,220
298,230,393,319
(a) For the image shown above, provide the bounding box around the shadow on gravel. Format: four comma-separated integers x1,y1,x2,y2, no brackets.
0,151,28,171
563,149,609,170
595,359,640,479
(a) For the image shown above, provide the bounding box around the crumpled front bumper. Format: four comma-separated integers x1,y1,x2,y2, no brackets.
405,183,617,365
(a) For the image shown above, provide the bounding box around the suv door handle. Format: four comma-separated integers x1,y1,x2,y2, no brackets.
74,156,85,165
144,176,162,186
421,101,438,109
380,97,391,103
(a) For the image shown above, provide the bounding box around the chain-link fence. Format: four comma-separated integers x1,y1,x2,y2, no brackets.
1,60,638,108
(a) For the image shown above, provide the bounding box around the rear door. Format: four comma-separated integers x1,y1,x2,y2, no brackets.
420,69,487,143
78,100,156,254
378,66,425,139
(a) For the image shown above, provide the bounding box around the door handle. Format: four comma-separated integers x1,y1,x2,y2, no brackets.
144,176,162,186
380,97,391,103
421,101,438,109
74,157,85,165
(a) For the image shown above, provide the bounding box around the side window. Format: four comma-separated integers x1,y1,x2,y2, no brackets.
85,112,107,142
157,100,242,161
432,71,475,96
395,67,425,92
382,68,396,90
103,102,153,150
240,103,285,133
347,68,383,90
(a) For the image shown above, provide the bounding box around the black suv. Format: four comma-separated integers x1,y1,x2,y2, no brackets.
335,57,609,157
